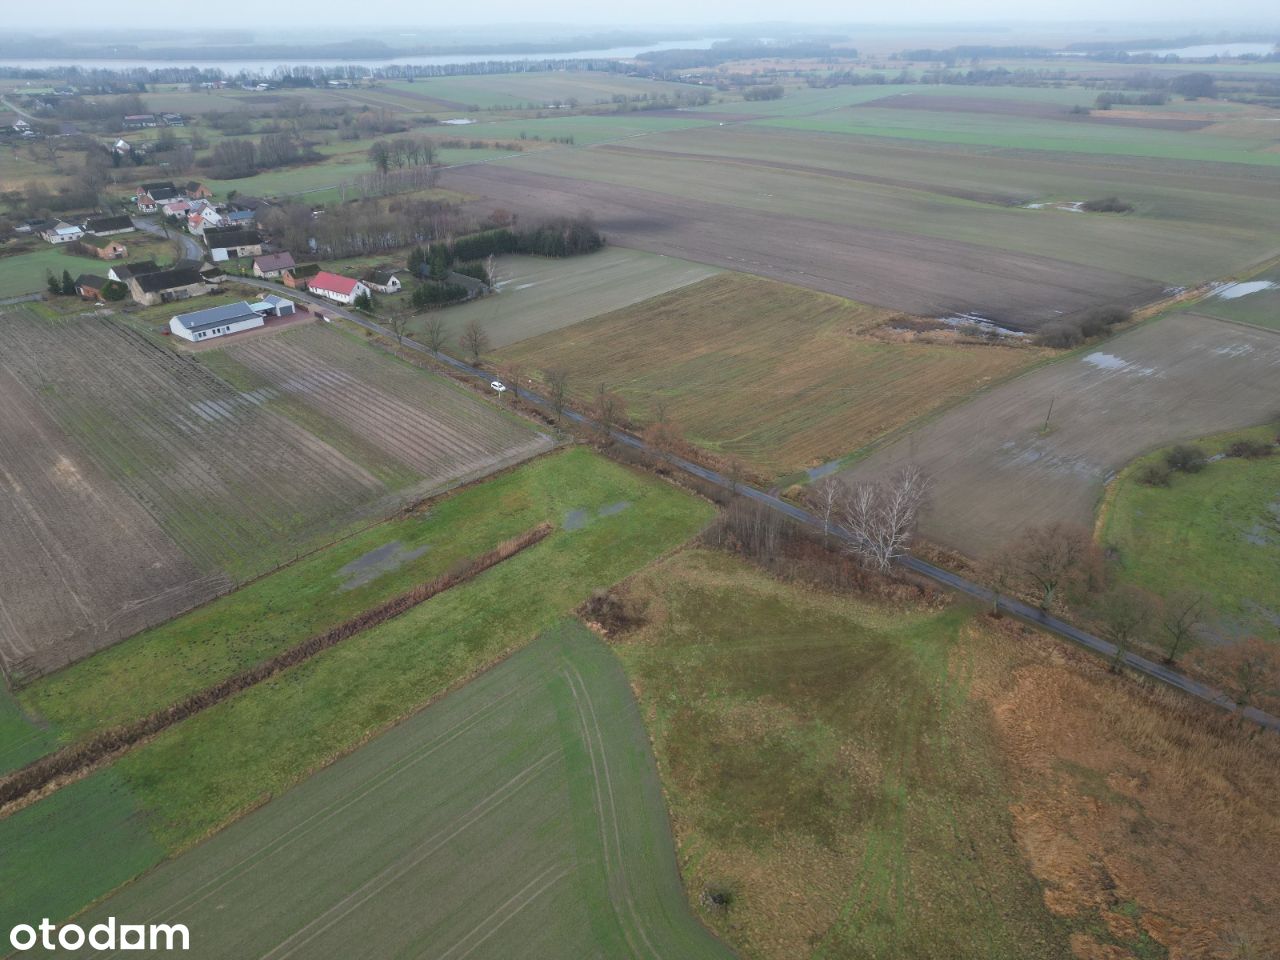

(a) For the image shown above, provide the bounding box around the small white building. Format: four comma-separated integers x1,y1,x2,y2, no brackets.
249,294,296,317
308,271,369,305
169,301,264,342
364,270,401,294
42,222,83,244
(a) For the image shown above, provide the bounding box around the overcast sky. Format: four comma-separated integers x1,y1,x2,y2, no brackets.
6,2,1278,32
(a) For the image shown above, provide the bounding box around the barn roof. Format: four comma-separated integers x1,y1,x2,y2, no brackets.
133,267,205,293
310,271,360,296
171,301,260,332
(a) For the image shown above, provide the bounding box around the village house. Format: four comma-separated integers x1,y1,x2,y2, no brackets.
74,274,109,299
204,227,264,262
127,266,208,306
108,260,159,283
185,182,213,200
308,271,370,305
42,222,84,244
283,263,321,290
82,214,135,237
83,237,129,260
363,270,402,294
135,181,181,213
253,252,296,279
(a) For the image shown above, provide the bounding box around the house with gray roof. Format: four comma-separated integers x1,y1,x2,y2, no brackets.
169,301,264,342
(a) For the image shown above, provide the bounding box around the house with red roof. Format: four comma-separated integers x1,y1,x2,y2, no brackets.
307,271,370,305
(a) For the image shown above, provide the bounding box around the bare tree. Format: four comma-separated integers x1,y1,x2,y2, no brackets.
545,368,569,423
1199,637,1280,711
423,315,446,355
1093,585,1157,673
839,465,929,572
1008,522,1093,611
1158,592,1204,664
593,383,627,441
724,456,748,496
809,475,843,546
984,549,1021,617
459,319,490,365
384,313,409,356
484,253,499,290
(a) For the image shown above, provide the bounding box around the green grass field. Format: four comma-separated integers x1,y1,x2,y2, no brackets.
612,549,1068,959
409,247,720,349
499,273,1043,477
22,622,732,959
1176,268,1280,330
0,686,50,775
1097,425,1280,641
5,449,714,929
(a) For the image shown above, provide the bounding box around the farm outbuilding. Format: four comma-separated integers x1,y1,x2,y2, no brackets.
42,222,83,244
169,301,265,342
129,267,208,306
83,215,135,237
249,294,296,317
74,274,109,299
205,227,264,262
364,270,402,294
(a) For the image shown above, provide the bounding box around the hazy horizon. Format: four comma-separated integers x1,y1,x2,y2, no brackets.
4,5,1279,33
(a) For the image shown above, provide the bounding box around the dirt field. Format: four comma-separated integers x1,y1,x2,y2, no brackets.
444,164,1164,327
500,273,1044,477
0,365,225,679
841,312,1280,558
218,324,553,480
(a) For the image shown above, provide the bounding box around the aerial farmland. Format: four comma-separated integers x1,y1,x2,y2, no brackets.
1,16,1279,960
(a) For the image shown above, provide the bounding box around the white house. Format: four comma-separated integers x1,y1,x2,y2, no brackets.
169,301,264,342
42,222,83,244
308,271,369,305
364,270,401,294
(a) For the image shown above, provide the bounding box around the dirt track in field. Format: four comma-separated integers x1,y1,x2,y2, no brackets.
840,313,1280,558
857,93,1214,130
443,165,1162,326
0,366,226,679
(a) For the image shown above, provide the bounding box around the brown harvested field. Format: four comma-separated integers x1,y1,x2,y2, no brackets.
841,312,1280,558
219,324,554,480
856,93,1214,130
443,163,1163,328
499,273,1045,477
0,364,226,679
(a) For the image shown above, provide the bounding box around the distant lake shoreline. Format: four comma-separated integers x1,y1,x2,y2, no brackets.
0,38,727,73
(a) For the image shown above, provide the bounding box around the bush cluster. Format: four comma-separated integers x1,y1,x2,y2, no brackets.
1034,305,1131,348
1081,196,1134,213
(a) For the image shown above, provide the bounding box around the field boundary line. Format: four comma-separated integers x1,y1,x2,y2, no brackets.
0,524,553,814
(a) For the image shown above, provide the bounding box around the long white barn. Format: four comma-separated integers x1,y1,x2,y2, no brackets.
169,300,274,342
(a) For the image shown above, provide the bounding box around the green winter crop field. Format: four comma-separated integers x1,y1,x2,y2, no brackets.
23,622,732,960
3,448,714,932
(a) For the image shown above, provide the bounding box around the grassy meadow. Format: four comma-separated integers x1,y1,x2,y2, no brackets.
499,273,1043,477
1097,425,1280,641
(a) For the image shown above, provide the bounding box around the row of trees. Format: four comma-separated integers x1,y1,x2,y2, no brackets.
205,132,314,179
260,196,466,260
366,136,436,174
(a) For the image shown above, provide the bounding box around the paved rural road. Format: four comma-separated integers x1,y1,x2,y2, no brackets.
135,217,205,261
235,278,1280,734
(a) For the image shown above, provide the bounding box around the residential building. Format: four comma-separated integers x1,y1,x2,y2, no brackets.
169,301,264,342
108,260,160,283
128,267,208,306
308,271,370,305
41,222,83,244
204,227,264,262
122,114,158,129
82,214,135,237
253,252,296,279
184,181,213,200
74,274,109,299
364,270,401,294
84,237,128,260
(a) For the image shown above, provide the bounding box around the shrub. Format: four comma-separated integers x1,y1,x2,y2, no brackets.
101,280,127,301
1226,439,1273,459
1081,197,1134,213
452,261,488,283
1034,320,1085,348
1165,444,1206,473
1136,463,1172,487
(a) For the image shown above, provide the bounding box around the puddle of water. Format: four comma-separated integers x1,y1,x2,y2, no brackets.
1212,344,1255,358
598,501,631,517
1213,280,1277,300
807,460,842,481
336,540,430,592
441,118,476,125
936,313,1027,339
564,509,589,531
1082,352,1157,376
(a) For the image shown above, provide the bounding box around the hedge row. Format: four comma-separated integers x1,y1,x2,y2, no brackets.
0,522,553,810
